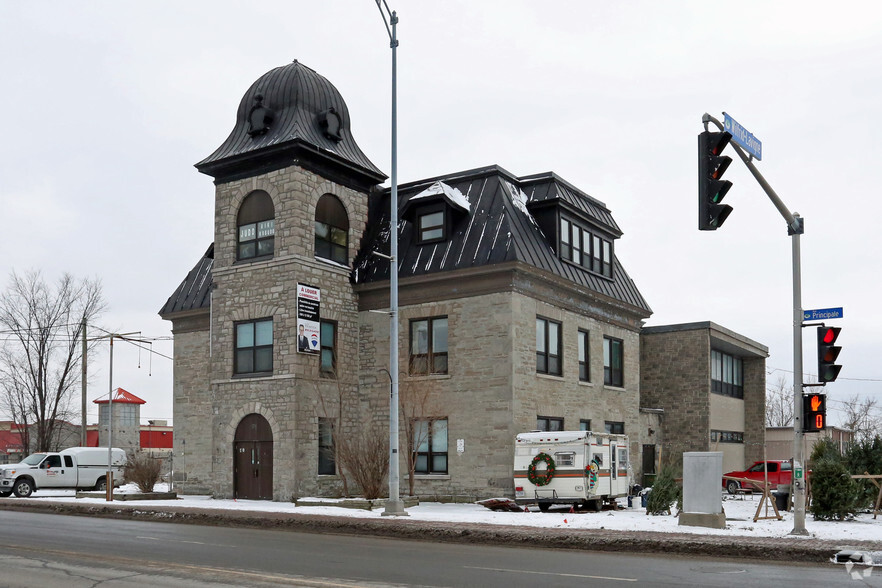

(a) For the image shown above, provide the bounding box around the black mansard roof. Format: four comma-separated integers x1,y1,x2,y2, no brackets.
158,244,213,317
353,165,651,315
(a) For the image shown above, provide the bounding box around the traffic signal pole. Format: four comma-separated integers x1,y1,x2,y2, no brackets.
702,113,809,535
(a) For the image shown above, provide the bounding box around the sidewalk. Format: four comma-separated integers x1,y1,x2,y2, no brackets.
1,488,880,564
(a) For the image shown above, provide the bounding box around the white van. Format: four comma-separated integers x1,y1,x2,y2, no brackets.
514,430,631,511
0,447,126,498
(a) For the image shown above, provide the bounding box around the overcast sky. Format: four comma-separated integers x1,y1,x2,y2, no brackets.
2,1,879,430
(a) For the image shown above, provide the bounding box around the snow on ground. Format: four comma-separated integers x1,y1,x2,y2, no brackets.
9,485,882,543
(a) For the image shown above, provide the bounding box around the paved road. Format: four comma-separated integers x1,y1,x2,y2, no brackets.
0,511,873,587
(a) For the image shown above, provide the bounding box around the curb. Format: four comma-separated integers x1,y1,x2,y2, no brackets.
1,500,878,563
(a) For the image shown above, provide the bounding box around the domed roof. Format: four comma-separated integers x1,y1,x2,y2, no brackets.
196,60,385,187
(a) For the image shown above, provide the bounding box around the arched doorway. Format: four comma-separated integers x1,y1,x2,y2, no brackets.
233,413,273,500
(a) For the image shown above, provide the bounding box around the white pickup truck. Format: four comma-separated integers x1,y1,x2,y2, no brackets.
0,447,126,498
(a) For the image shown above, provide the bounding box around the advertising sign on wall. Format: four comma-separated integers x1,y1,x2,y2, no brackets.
297,283,321,354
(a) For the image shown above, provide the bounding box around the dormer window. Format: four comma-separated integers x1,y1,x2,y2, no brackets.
401,181,469,246
238,191,275,261
417,205,446,244
560,217,613,278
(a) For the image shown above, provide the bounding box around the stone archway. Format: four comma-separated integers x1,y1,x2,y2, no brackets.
233,413,273,500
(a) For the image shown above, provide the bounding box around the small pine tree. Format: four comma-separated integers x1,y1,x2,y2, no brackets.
646,464,681,516
810,459,859,520
844,435,882,510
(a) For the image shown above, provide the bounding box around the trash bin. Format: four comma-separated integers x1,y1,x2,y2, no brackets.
773,490,789,511
775,484,791,511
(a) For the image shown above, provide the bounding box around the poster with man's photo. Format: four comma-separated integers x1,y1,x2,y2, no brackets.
297,283,321,354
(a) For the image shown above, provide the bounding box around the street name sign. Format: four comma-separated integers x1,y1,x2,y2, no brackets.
803,307,843,321
723,112,763,161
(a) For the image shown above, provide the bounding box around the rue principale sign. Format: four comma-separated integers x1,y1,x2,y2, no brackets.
803,307,843,321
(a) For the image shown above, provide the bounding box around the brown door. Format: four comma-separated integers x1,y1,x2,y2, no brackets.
233,414,273,500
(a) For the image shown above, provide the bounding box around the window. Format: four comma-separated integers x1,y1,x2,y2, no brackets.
315,194,349,265
64,455,73,468
237,191,275,260
536,317,562,376
98,404,136,427
409,317,448,375
711,430,744,443
605,421,625,434
578,329,590,382
414,418,448,474
320,320,336,375
536,416,564,432
579,419,591,432
555,452,576,467
559,217,613,278
318,419,336,475
417,206,446,243
711,350,744,398
603,336,624,387
235,318,273,375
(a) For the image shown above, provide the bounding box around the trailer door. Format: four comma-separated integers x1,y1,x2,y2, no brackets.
610,443,617,480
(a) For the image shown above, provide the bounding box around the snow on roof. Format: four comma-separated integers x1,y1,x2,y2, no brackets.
93,387,147,405
409,180,470,212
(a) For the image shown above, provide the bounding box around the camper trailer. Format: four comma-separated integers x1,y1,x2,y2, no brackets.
514,430,631,511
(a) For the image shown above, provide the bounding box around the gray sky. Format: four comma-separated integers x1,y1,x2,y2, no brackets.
2,1,879,429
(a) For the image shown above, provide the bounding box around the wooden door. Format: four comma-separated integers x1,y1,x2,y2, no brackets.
233,414,273,500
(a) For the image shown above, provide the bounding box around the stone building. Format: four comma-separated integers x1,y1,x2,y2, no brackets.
640,322,769,475
159,60,657,501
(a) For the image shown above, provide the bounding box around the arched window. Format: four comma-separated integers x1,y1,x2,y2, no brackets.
315,194,349,265
237,191,275,260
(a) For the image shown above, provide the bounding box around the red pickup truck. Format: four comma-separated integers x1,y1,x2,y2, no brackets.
723,460,792,494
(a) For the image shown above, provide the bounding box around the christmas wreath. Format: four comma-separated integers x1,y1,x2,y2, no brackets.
527,452,556,486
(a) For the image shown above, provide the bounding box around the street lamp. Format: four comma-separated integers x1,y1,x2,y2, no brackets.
374,0,407,516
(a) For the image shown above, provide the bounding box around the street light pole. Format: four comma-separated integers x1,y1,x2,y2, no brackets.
375,0,407,516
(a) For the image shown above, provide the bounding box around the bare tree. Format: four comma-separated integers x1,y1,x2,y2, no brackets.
400,378,441,496
0,271,104,452
840,394,882,443
765,375,794,427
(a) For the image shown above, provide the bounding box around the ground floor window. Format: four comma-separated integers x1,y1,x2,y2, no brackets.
605,421,624,434
318,419,336,475
711,430,744,443
414,418,448,475
537,416,564,432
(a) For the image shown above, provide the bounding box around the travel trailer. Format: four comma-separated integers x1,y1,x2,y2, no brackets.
514,430,631,511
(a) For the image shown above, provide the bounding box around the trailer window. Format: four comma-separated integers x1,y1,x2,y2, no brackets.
592,453,603,467
618,448,628,468
554,452,575,467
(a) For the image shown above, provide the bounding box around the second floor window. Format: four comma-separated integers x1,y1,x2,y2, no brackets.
410,316,448,375
320,320,336,376
235,318,273,375
315,194,349,265
578,329,590,382
237,190,275,261
711,350,744,398
536,317,562,376
603,336,623,387
605,421,625,434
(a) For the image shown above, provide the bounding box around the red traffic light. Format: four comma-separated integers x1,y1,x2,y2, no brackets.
816,326,842,383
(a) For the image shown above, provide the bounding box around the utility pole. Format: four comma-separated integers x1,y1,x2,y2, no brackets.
81,319,87,447
374,0,407,517
701,113,809,534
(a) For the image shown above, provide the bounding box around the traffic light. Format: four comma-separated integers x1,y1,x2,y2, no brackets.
803,393,826,432
698,130,734,230
817,326,842,383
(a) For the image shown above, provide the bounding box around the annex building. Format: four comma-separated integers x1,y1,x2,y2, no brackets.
160,60,765,501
